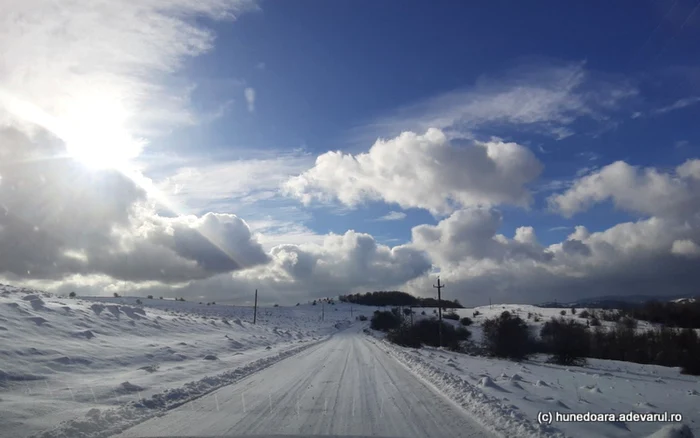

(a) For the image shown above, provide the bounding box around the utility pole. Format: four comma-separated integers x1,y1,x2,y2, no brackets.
253,289,258,324
433,276,445,348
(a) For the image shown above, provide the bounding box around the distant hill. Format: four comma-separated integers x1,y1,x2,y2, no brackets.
537,294,700,309
339,291,463,308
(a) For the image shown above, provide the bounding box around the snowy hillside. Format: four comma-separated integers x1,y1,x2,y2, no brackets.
0,285,358,437
2,285,698,438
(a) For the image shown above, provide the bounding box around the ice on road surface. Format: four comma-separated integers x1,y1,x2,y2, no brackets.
117,326,492,438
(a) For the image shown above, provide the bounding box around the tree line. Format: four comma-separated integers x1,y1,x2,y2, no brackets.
371,308,700,375
339,291,463,308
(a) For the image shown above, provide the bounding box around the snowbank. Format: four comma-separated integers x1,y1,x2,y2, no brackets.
0,284,355,437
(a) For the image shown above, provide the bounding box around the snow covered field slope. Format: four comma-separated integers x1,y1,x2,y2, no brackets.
0,285,354,437
3,285,698,438
378,338,699,438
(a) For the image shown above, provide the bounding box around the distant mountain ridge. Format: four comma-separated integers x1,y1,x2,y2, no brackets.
537,294,700,309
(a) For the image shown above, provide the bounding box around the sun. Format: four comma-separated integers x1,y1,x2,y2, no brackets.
66,136,141,169
64,119,143,170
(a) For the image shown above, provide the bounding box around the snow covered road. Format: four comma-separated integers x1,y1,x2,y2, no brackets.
117,326,492,438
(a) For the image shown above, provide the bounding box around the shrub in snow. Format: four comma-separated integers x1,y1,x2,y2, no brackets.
460,317,473,326
473,310,480,317
113,292,120,298
443,312,459,321
403,308,412,316
579,309,590,318
387,318,470,350
136,299,142,305
147,295,153,299
571,307,576,315
590,316,601,326
559,310,566,316
618,316,638,329
357,315,368,321
69,291,76,298
482,311,534,361
540,317,589,366
370,310,401,332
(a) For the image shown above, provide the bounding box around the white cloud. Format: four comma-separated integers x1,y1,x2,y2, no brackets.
375,211,407,221
360,61,636,141
548,159,700,218
38,230,432,304
156,152,314,213
0,0,270,287
410,208,552,268
671,239,700,257
244,87,256,112
653,96,700,115
0,0,255,144
285,129,543,215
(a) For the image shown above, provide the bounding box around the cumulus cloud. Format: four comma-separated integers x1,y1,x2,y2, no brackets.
548,159,700,218
410,208,552,267
0,131,269,284
401,211,700,305
671,239,700,257
36,230,432,304
0,0,270,286
285,129,543,215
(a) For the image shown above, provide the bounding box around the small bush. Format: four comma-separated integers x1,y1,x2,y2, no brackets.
473,310,480,317
113,292,120,298
296,303,300,306
421,311,426,315
571,307,577,315
135,299,142,305
159,296,163,300
274,304,279,307
443,312,459,321
560,310,566,316
460,317,473,326
533,315,541,322
387,318,470,350
370,310,401,332
579,310,590,319
590,317,601,326
358,315,368,321
527,312,532,319
312,300,317,306
69,291,76,298
482,311,534,360
540,317,589,366
147,295,153,300
618,316,638,330
403,308,412,316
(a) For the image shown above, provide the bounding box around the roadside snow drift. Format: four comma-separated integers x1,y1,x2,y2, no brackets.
0,285,353,437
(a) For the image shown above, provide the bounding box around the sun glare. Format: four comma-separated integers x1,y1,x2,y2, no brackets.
64,117,143,169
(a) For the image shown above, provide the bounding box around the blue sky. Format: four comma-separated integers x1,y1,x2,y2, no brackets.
3,0,700,304
151,0,700,247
